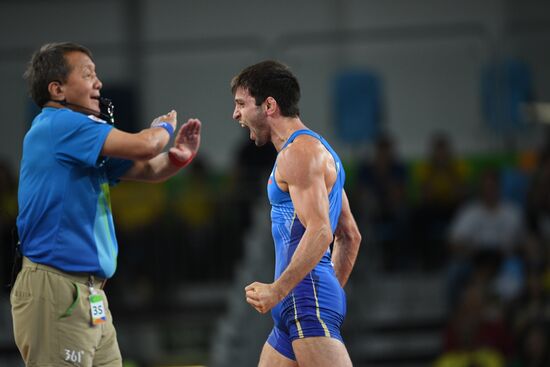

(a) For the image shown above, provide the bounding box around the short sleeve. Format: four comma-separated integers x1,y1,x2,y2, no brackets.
51,109,112,167
105,158,134,186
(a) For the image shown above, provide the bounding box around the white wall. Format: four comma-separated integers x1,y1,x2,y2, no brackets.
1,0,549,171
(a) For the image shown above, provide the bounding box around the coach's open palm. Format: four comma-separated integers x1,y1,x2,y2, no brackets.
170,118,201,162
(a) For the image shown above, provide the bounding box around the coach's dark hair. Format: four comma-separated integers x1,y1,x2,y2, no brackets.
231,60,301,117
24,42,93,107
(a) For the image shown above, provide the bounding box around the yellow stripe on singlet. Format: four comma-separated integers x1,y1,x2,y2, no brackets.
289,212,304,338
288,211,304,339
292,292,304,338
309,273,330,337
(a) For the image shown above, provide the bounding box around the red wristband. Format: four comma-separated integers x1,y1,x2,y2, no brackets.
169,151,195,168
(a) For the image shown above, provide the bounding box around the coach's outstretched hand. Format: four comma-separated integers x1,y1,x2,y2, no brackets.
169,118,201,162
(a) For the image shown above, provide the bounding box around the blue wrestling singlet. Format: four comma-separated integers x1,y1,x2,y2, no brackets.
266,129,347,360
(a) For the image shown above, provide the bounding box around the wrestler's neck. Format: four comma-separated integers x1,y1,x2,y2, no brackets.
270,116,308,152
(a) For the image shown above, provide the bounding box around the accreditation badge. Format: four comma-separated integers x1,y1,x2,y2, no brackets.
89,288,107,325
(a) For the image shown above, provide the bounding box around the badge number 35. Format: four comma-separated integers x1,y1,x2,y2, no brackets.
89,293,107,325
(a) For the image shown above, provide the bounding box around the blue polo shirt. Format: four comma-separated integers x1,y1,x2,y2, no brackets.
17,107,133,278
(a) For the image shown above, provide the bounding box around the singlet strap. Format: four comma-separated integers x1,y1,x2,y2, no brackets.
277,128,343,185
281,129,339,171
275,129,318,173
272,128,344,200
281,129,320,151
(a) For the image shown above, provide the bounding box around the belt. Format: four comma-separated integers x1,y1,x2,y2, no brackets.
22,257,106,289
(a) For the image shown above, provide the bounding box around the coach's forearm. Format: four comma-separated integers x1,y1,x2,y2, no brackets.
273,224,333,299
121,152,182,183
145,153,183,182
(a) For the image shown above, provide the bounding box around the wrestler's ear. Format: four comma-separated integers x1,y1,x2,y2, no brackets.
265,96,277,115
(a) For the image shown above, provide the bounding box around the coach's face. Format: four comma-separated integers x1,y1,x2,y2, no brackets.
58,51,103,115
232,87,270,146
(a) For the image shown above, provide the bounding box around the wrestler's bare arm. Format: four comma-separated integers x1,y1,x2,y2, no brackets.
332,190,361,287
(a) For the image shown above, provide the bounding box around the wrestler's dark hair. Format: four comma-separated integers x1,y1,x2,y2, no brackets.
24,42,93,107
231,60,301,117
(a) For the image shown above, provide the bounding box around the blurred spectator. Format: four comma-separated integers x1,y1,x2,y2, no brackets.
446,169,526,307
507,269,550,339
230,136,277,226
223,136,277,263
434,349,505,367
522,235,547,277
412,132,468,271
168,156,220,281
526,149,550,243
436,280,515,367
109,177,167,307
0,159,17,294
509,322,550,367
356,134,410,272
